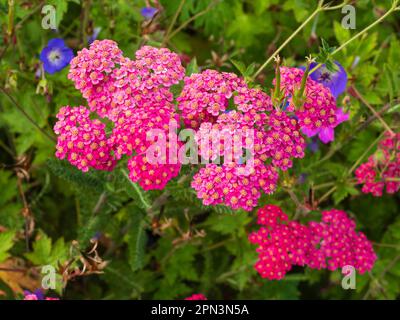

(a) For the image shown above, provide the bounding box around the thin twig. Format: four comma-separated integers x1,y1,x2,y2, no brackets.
347,131,386,175
252,0,350,80
0,87,56,142
352,86,395,135
310,1,399,75
162,0,186,46
166,0,219,42
92,192,107,215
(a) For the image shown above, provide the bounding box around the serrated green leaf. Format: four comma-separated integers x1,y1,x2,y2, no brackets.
127,210,147,272
25,231,68,266
0,231,15,263
230,59,247,76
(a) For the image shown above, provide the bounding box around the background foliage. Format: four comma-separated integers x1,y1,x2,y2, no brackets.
0,0,399,300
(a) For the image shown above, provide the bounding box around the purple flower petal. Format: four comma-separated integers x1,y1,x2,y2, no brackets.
301,126,320,138
308,61,348,99
318,127,335,144
140,7,158,20
335,107,350,125
47,38,66,48
88,27,101,45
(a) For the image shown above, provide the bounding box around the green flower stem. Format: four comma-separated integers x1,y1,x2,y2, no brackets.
252,0,350,81
318,185,337,204
162,0,186,46
122,169,151,210
0,87,56,142
166,0,219,43
310,1,399,75
7,0,14,37
347,131,386,176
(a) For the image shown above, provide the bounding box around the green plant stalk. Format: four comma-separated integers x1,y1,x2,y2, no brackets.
310,1,399,75
122,169,151,210
0,87,56,142
252,1,350,80
162,0,186,46
347,131,386,175
352,86,395,135
7,0,14,37
272,57,282,106
252,2,323,80
81,0,92,47
167,0,219,42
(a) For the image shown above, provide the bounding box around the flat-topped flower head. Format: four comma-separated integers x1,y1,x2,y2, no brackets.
192,161,278,211
250,205,377,280
277,67,345,144
264,110,306,170
178,70,271,129
128,152,181,191
54,106,115,172
69,42,183,120
355,132,400,196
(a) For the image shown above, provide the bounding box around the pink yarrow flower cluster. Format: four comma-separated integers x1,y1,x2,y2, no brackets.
355,132,400,196
54,106,115,172
192,160,278,211
55,41,185,190
249,205,377,280
181,70,306,210
278,67,348,144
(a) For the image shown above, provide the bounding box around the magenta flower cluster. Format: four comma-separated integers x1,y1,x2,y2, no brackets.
55,40,185,190
54,106,115,172
249,205,377,280
355,132,400,196
192,160,278,211
279,67,348,144
180,70,309,210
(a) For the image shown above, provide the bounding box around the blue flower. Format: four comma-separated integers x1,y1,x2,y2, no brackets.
87,27,101,45
140,7,158,20
307,137,320,153
298,173,308,185
308,61,348,99
40,38,74,74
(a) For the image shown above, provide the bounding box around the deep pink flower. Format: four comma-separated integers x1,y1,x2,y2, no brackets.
250,205,377,280
54,106,116,172
355,132,400,196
